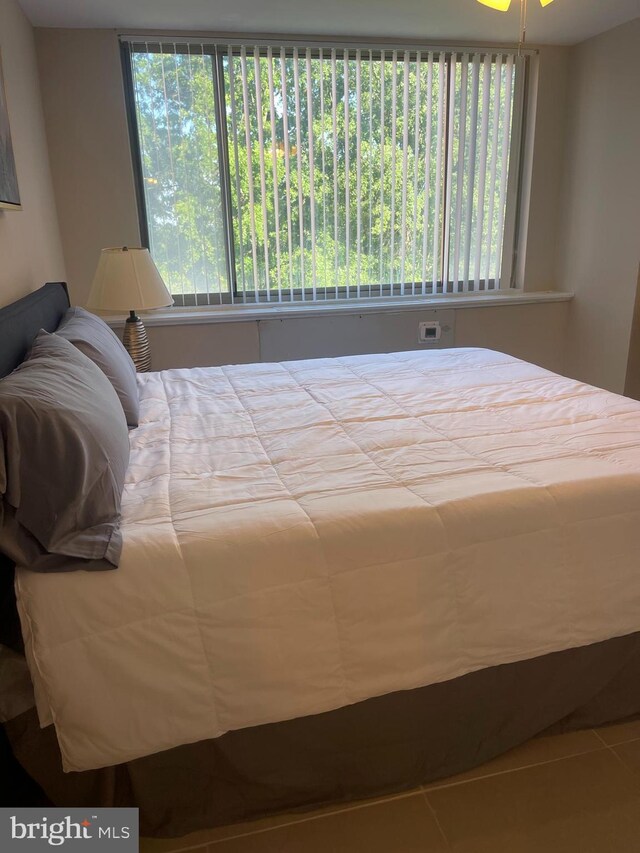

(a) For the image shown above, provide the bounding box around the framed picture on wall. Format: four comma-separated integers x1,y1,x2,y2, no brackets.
0,50,21,210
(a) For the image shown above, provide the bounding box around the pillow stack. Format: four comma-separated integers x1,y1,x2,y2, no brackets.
0,308,137,573
56,306,140,428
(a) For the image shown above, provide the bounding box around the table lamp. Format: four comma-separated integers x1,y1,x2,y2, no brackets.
87,247,173,372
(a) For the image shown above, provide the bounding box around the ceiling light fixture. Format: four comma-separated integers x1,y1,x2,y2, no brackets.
477,0,555,52
477,0,554,10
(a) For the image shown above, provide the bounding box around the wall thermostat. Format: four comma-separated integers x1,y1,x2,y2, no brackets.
418,321,442,344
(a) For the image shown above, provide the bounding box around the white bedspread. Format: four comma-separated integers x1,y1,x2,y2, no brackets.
16,348,640,771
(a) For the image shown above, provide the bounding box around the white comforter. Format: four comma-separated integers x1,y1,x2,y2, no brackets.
16,348,640,772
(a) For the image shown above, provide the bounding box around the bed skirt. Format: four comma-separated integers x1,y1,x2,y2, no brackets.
7,632,640,837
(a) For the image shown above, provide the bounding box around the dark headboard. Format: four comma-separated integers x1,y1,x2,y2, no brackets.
0,282,69,379
0,282,69,652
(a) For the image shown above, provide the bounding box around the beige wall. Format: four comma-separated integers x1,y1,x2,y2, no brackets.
521,47,570,292
0,0,65,306
624,266,640,400
34,28,140,304
557,18,640,395
455,301,568,373
136,299,569,374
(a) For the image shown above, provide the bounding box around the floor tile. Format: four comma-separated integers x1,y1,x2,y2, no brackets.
424,728,603,790
594,717,640,746
205,794,448,852
139,789,424,852
426,748,640,853
139,830,218,853
613,739,640,785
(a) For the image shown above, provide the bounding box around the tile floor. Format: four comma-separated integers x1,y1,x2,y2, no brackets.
140,718,640,853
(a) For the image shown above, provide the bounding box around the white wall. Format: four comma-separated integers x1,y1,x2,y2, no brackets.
0,0,65,306
557,18,640,394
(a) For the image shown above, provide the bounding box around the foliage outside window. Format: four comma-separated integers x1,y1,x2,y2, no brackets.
127,41,524,306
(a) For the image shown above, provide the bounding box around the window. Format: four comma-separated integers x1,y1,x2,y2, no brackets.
125,40,527,306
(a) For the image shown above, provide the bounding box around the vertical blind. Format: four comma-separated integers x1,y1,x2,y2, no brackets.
128,41,524,306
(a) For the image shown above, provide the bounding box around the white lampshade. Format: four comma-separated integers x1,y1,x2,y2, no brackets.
87,247,173,313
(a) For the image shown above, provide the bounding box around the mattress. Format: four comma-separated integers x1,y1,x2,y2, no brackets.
15,347,640,772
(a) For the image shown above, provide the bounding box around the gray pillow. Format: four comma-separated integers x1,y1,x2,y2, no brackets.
0,331,130,572
56,306,139,427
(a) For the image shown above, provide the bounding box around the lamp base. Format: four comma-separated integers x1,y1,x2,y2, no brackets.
123,312,151,372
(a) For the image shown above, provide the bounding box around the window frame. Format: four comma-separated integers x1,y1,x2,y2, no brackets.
121,36,533,307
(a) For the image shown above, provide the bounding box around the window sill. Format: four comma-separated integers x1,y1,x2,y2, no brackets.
101,290,573,328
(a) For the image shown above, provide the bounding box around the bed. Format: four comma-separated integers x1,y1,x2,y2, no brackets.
4,283,640,836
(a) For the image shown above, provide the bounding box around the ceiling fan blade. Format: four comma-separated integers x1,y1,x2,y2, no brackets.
476,0,512,10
